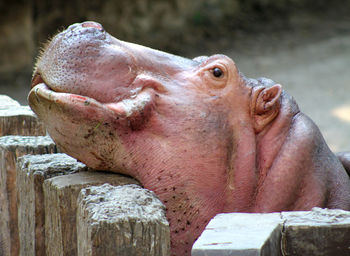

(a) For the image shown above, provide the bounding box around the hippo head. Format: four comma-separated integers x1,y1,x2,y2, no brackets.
29,22,303,255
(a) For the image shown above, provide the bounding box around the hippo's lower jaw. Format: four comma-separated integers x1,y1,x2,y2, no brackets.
29,82,118,169
29,76,161,174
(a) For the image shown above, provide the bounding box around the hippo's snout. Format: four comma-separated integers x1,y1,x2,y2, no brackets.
31,21,199,107
32,21,142,104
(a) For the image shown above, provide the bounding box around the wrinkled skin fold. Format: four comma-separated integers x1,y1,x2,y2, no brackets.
29,21,350,256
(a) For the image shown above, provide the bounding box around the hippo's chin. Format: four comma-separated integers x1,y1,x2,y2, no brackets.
28,82,129,171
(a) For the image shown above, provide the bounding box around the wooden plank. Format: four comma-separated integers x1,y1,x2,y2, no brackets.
77,184,170,256
16,153,87,256
193,208,350,256
0,136,57,256
43,171,139,256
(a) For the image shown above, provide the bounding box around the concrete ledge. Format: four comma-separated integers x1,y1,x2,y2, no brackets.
192,213,282,256
192,208,350,256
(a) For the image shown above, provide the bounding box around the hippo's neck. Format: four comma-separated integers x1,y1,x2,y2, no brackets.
223,124,259,212
254,92,300,200
135,163,227,255
120,129,230,255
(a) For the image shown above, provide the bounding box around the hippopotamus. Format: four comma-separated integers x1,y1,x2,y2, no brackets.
29,21,350,255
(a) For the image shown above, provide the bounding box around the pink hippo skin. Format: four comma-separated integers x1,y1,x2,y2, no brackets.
29,21,350,255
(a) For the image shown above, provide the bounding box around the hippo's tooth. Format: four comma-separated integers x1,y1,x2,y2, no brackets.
32,83,53,101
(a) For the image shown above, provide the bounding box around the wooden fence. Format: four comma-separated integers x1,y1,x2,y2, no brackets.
1,94,350,256
0,95,170,256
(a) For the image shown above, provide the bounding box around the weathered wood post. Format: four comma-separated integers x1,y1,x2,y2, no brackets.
0,136,57,256
1,96,171,256
16,153,87,256
43,171,139,255
77,184,170,256
0,95,46,136
0,95,48,255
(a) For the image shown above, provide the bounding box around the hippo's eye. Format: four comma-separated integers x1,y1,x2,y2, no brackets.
201,61,228,88
212,67,223,78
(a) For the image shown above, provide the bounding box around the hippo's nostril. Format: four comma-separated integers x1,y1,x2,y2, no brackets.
81,21,104,32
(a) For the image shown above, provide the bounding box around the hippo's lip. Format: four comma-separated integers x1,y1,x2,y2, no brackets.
30,72,117,116
30,82,112,114
30,73,155,118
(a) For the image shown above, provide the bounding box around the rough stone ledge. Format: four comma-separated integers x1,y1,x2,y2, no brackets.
192,208,350,256
281,208,350,256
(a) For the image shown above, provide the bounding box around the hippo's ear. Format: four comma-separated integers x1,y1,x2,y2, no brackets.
251,84,282,132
